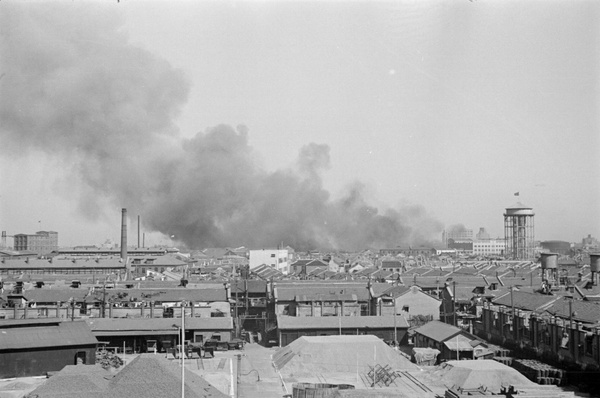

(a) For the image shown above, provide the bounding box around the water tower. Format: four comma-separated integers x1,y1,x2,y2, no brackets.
590,253,600,286
504,202,535,260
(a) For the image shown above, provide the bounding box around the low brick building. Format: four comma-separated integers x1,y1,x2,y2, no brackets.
0,319,98,378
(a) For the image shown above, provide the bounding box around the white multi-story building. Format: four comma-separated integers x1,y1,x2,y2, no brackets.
249,248,290,274
442,228,473,248
472,239,506,256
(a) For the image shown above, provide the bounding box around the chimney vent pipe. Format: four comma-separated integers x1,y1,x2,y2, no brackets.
121,208,128,263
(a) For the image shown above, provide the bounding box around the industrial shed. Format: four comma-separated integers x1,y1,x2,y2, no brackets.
86,317,233,353
276,315,409,347
0,319,98,378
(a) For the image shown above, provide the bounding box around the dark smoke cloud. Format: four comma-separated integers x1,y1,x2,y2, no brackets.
447,224,468,234
0,4,443,251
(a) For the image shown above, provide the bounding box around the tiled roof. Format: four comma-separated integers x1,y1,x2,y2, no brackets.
0,320,97,350
276,282,381,301
492,290,560,312
374,269,395,278
86,317,233,334
93,288,226,303
230,279,267,294
21,288,90,303
0,258,126,270
294,293,358,302
130,254,188,267
381,260,403,268
201,248,231,259
277,314,409,330
576,278,600,296
379,285,411,298
251,264,284,280
543,299,600,325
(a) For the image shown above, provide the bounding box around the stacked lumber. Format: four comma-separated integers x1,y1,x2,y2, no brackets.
512,359,566,386
501,384,575,398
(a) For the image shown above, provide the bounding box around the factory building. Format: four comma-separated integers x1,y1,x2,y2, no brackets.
13,231,58,255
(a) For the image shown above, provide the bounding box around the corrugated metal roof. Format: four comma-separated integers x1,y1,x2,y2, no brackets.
443,339,474,351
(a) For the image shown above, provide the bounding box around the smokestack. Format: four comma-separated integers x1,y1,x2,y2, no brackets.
121,208,128,262
137,215,140,249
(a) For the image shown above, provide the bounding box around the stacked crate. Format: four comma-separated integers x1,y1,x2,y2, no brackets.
492,346,514,367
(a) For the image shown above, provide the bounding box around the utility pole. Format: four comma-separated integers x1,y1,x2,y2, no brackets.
393,297,397,342
101,278,107,318
510,286,516,340
181,300,186,398
452,281,457,327
569,298,573,329
234,277,239,338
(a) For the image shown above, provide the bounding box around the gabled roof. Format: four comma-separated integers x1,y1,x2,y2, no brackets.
381,260,403,268
251,264,284,280
379,285,411,298
543,299,600,325
369,269,394,280
86,317,233,335
294,293,358,302
492,290,560,312
414,320,474,342
0,320,97,350
201,248,231,259
21,288,90,303
290,259,312,266
277,285,370,301
89,288,226,303
230,279,267,294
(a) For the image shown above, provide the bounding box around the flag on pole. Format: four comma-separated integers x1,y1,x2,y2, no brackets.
514,192,519,196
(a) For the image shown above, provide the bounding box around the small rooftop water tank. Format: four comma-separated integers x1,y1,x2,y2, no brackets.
590,253,600,273
540,253,558,269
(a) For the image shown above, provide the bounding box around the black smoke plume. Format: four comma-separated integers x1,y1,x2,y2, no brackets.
0,4,442,250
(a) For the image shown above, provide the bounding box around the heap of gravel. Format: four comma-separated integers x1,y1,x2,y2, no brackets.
428,359,536,392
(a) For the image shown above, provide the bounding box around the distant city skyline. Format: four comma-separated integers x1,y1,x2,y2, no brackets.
1,2,598,248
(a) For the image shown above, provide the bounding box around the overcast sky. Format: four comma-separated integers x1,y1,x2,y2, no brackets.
1,1,598,249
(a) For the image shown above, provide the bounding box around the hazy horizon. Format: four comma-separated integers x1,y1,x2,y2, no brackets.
1,1,598,249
